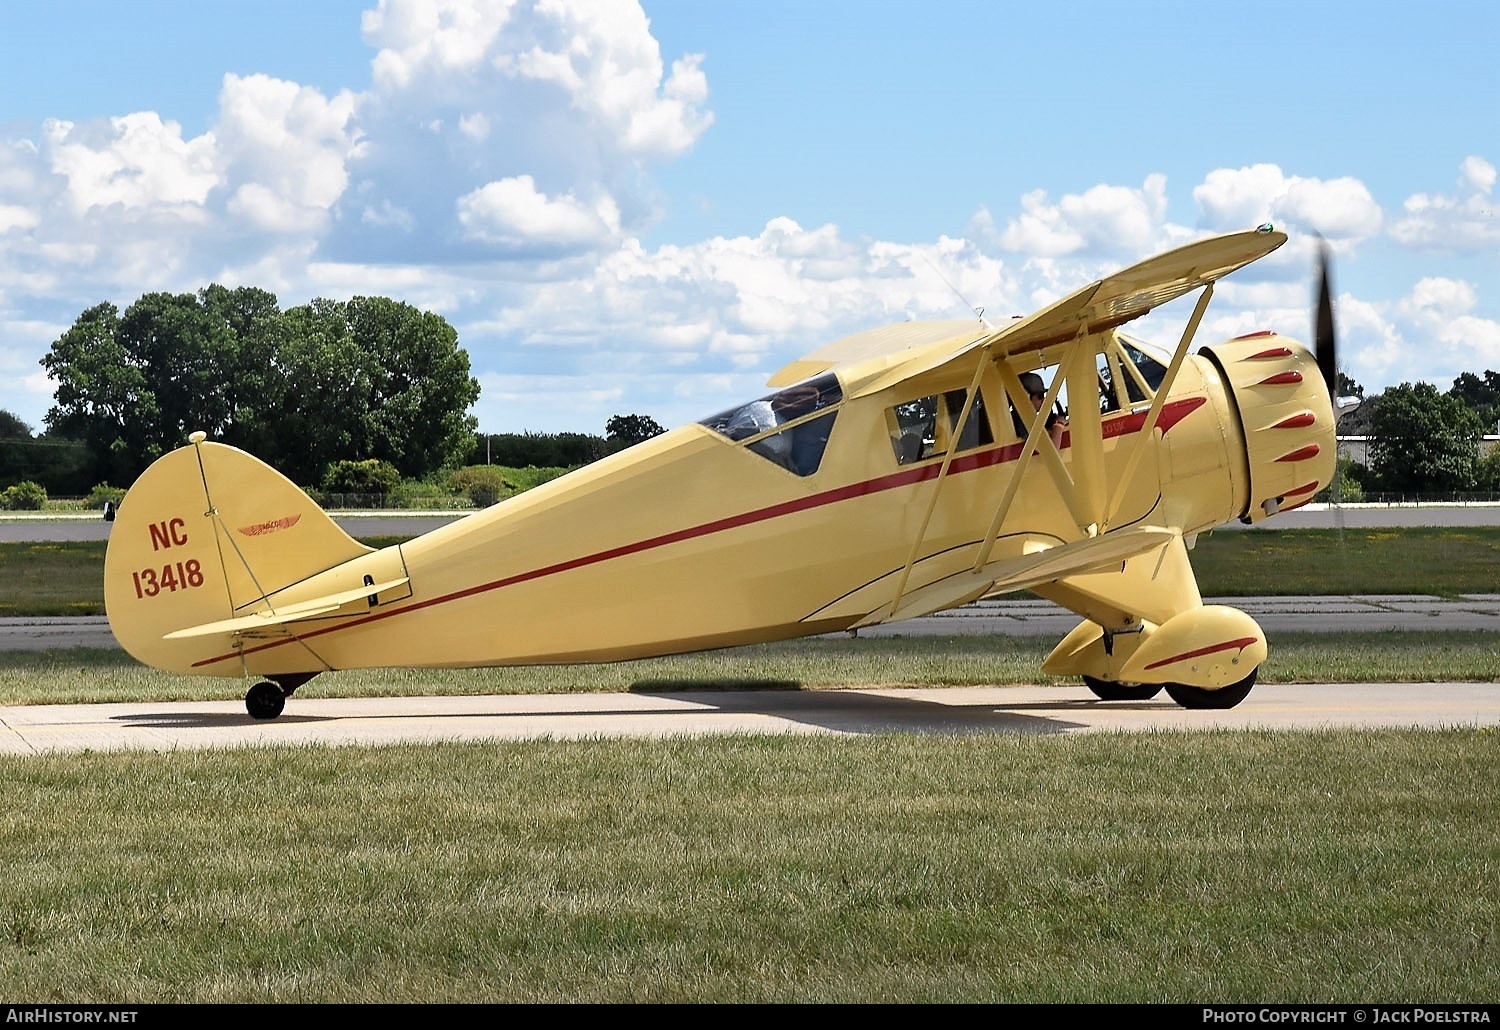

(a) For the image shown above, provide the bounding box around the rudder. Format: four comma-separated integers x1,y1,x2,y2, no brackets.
104,433,372,676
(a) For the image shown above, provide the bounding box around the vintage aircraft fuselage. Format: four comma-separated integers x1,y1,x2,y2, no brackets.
102,227,1338,715
104,329,1333,680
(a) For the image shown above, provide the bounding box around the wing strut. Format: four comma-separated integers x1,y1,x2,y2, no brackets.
887,344,993,613
972,345,1087,571
1100,282,1214,531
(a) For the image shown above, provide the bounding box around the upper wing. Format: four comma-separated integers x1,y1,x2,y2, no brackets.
984,226,1287,359
765,227,1287,393
766,319,985,388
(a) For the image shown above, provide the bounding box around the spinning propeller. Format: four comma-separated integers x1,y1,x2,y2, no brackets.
1312,235,1348,518
1315,235,1338,402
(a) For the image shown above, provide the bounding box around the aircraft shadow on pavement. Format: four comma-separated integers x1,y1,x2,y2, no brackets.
111,711,329,729
102,686,1121,737
634,686,1105,736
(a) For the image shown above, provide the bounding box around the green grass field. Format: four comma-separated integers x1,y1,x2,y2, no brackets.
1,730,1493,1003
0,527,1495,1003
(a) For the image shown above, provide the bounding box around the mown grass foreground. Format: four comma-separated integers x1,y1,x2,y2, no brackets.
2,730,1495,1003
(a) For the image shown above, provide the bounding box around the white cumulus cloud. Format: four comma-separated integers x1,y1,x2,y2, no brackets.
456,174,621,248
1390,156,1500,252
1194,164,1383,243
215,73,361,232
44,112,218,217
991,176,1168,259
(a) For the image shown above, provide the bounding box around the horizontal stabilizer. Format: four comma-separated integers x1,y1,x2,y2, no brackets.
163,578,410,640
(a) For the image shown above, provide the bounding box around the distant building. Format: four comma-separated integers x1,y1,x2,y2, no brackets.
1337,435,1500,465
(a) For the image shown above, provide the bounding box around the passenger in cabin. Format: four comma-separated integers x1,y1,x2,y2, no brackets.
1012,371,1067,448
770,384,821,423
771,384,827,475
725,397,791,465
703,374,842,475
725,397,779,439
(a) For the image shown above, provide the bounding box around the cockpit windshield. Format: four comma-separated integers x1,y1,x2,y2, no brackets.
1117,334,1169,390
1097,333,1171,412
700,373,843,476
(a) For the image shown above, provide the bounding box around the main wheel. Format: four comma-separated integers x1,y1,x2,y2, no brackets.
1082,675,1162,701
245,680,287,720
1164,669,1258,710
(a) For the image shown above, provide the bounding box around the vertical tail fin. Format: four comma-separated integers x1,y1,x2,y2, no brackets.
104,433,372,675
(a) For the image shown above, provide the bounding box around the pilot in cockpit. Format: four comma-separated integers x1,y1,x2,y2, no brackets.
1013,371,1067,448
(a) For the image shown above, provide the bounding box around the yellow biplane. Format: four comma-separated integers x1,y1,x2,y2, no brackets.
104,225,1338,719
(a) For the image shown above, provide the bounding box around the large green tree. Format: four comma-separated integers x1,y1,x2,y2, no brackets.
605,413,667,450
277,298,381,484
42,288,480,487
118,292,240,453
277,296,479,484
41,302,157,485
343,295,480,479
1367,382,1485,494
198,284,293,461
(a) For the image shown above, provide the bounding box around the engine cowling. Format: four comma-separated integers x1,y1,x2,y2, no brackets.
1198,332,1337,524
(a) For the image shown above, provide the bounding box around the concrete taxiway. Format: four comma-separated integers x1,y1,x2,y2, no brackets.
1,682,1496,756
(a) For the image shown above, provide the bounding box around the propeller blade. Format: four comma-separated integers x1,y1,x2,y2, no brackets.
1315,237,1337,398
1314,235,1347,519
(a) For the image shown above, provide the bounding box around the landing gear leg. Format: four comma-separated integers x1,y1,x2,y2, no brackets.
244,673,319,721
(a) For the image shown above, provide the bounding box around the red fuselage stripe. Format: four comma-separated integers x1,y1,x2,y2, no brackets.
195,396,1207,667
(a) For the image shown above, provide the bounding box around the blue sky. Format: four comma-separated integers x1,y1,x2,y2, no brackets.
1,0,1496,439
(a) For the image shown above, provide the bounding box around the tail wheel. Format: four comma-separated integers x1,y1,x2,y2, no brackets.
1164,669,1258,710
1082,675,1163,702
245,681,287,720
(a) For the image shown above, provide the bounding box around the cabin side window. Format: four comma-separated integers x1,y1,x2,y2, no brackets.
1006,365,1069,442
699,374,843,476
1096,351,1126,413
887,387,993,465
